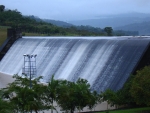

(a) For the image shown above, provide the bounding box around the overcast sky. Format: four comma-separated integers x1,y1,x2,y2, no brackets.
1,0,150,21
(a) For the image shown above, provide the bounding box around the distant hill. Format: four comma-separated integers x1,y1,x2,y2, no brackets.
0,7,107,36
0,5,139,36
25,15,140,36
27,15,73,27
69,12,150,29
43,19,73,28
115,21,150,35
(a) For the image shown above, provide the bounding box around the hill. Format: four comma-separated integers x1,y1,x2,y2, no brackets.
43,19,73,28
69,12,150,29
0,5,139,36
0,6,104,36
27,15,73,28
115,21,150,35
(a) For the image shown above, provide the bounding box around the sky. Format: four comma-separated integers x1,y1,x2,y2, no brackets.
1,0,150,21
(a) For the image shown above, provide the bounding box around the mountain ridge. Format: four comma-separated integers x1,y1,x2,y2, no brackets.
69,12,150,28
115,21,150,35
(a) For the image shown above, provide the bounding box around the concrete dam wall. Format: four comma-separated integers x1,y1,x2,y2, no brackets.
0,36,150,92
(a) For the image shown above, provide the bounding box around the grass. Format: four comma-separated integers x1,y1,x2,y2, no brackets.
0,26,84,46
98,107,150,113
0,26,8,46
0,27,46,46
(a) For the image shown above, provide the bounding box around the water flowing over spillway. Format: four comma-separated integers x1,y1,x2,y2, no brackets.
0,36,150,92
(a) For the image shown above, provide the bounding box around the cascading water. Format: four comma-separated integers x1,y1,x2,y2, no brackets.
0,36,150,92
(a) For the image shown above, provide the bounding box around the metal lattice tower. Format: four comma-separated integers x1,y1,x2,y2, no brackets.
22,54,37,79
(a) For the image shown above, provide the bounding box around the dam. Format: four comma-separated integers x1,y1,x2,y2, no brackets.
0,36,150,93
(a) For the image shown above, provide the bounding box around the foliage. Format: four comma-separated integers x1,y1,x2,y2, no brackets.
100,75,136,108
46,75,59,113
0,5,137,36
115,75,135,106
0,74,99,113
56,78,99,113
2,74,50,113
0,26,8,46
0,98,13,113
130,66,150,106
104,27,113,36
0,89,14,113
100,66,150,108
0,5,5,12
100,89,117,110
0,6,105,36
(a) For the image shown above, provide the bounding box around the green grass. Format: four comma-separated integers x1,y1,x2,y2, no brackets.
98,107,150,113
0,27,8,46
0,27,46,46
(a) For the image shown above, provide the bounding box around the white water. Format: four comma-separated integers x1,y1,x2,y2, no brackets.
0,37,149,92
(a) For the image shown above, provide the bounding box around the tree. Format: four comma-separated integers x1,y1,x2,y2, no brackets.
75,78,99,110
0,89,14,113
0,98,14,113
2,74,50,113
57,78,98,113
104,27,113,36
100,89,117,110
56,80,76,113
130,66,150,106
1,74,100,112
115,74,135,107
46,75,60,113
0,5,5,12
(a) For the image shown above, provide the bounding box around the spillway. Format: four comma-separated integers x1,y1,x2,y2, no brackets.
0,36,150,92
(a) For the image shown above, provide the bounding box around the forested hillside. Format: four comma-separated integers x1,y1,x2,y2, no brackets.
115,21,150,35
0,5,139,36
0,5,105,36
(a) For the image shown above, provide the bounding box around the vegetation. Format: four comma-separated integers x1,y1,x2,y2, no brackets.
104,27,113,36
0,26,8,46
0,63,150,113
2,74,50,113
130,66,150,106
100,66,150,111
57,78,99,113
46,75,59,113
1,4,150,113
0,74,99,113
0,5,138,37
0,5,105,36
1,66,150,112
0,5,5,12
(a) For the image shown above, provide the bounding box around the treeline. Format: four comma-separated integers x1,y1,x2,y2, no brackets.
0,5,138,36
